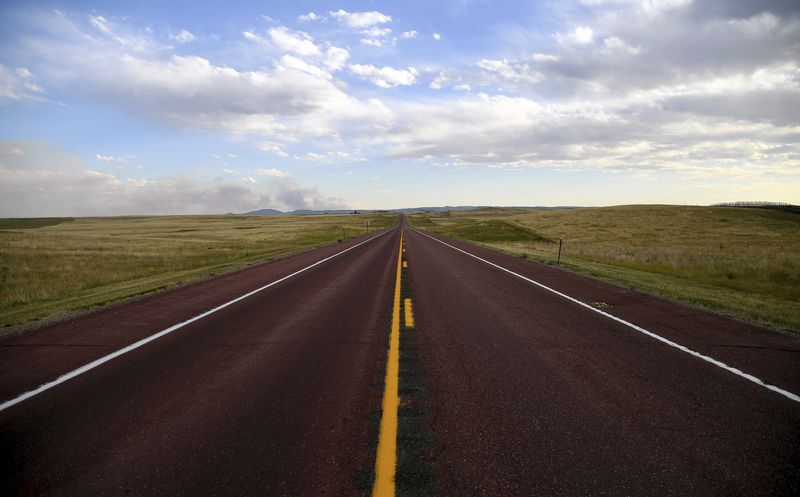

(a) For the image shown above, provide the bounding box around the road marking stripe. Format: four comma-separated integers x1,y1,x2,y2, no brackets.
404,298,415,328
413,229,800,404
0,230,392,413
403,261,408,268
372,233,403,497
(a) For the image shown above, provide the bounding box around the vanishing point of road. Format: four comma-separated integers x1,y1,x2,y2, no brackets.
1,216,798,496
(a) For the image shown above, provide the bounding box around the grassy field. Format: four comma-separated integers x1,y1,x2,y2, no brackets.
0,213,396,331
408,205,800,334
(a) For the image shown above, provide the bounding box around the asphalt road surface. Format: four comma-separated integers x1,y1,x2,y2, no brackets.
1,217,798,496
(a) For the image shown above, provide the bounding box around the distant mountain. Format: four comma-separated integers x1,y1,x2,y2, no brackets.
246,208,284,215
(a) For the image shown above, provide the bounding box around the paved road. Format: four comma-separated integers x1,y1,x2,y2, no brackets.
403,227,800,496
1,229,400,496
1,218,798,496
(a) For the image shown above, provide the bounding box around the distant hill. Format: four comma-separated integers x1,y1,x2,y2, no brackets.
245,209,362,215
246,208,284,215
245,206,580,215
712,201,799,213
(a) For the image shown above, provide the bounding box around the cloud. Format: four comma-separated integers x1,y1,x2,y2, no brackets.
602,36,641,55
96,154,134,163
255,167,290,177
477,59,542,84
532,53,560,62
329,9,392,28
327,151,366,162
558,26,594,45
429,72,449,89
323,46,349,71
89,15,112,35
349,64,419,88
85,14,155,52
267,26,321,56
0,64,46,101
258,142,289,157
433,33,442,40
242,31,260,42
18,12,392,147
360,38,382,48
298,12,322,21
362,27,392,38
279,54,331,79
0,142,345,216
401,31,418,39
169,29,196,44
382,90,800,181
9,4,800,198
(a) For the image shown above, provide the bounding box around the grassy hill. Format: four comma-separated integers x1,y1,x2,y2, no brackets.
409,205,800,334
0,213,396,332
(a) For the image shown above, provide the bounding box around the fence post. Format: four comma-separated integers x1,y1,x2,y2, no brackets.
557,237,563,265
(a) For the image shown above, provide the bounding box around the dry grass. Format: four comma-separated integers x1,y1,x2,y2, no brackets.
409,205,800,334
0,213,396,330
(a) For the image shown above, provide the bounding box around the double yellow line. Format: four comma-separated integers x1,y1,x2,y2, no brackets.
372,232,408,497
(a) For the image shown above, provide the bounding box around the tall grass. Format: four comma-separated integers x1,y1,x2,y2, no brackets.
409,206,800,334
0,213,396,330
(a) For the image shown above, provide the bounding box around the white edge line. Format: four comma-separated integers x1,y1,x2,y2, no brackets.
411,228,800,404
0,229,393,413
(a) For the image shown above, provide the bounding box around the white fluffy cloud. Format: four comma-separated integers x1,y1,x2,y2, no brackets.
8,3,800,201
477,59,542,84
323,46,350,71
20,12,393,148
349,64,419,88
243,27,347,72
559,26,594,45
329,9,392,28
325,9,394,47
0,142,343,216
362,27,392,38
268,26,321,56
298,12,321,22
169,29,196,44
429,72,449,89
255,167,290,177
384,88,800,180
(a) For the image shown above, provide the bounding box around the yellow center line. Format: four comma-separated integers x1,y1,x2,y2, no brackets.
403,298,415,328
372,232,403,497
403,260,408,268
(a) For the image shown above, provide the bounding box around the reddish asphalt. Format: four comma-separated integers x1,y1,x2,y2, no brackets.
1,217,799,496
1,230,399,496
403,227,800,497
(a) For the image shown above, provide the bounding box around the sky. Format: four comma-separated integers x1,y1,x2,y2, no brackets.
1,0,798,216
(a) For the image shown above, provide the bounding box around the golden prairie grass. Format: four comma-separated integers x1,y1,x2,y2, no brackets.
0,213,396,331
409,205,800,334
